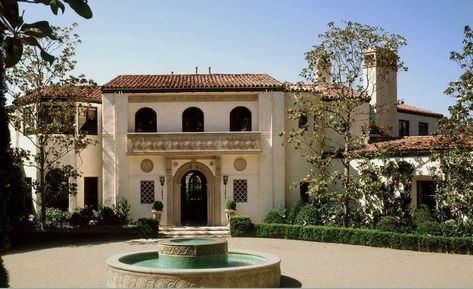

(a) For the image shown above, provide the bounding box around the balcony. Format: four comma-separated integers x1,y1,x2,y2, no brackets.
127,132,262,154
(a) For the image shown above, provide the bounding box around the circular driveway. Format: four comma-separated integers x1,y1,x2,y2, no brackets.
3,237,473,287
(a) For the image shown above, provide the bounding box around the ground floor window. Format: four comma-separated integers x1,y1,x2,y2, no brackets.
84,177,98,209
233,179,248,203
140,180,155,204
417,180,436,210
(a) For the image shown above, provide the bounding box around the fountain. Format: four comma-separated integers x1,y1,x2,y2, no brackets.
106,237,281,288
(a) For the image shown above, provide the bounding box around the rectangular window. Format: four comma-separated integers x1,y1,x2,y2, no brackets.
399,119,410,137
140,180,155,204
298,115,308,129
23,108,36,135
417,181,436,211
418,122,429,136
233,179,248,203
300,182,309,202
79,107,98,135
84,177,98,209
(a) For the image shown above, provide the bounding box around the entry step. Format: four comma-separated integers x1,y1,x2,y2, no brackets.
159,226,230,238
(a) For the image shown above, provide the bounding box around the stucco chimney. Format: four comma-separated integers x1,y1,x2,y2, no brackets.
363,47,398,137
315,57,331,83
195,66,198,74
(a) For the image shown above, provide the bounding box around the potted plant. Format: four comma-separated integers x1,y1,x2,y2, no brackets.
225,199,237,225
151,200,163,220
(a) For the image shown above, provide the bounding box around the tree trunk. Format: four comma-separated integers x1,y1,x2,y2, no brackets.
342,199,349,227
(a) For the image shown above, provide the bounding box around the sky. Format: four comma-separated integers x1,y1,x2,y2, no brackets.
18,0,473,115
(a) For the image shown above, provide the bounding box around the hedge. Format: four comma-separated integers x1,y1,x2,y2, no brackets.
230,218,473,255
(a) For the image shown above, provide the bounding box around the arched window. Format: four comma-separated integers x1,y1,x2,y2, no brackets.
230,106,252,131
135,107,157,132
182,107,204,132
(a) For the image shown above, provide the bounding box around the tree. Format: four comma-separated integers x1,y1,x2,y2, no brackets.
6,24,97,226
285,21,407,226
431,26,473,223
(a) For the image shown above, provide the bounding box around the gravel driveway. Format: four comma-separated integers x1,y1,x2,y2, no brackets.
3,237,473,287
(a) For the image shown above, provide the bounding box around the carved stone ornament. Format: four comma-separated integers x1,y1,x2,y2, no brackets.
233,158,247,171
140,159,154,173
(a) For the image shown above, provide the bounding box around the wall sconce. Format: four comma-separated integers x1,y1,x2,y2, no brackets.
223,175,229,199
159,176,165,200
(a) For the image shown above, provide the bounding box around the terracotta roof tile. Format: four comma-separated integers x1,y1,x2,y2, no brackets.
359,135,473,155
397,104,443,118
286,83,367,100
102,74,282,92
20,85,102,103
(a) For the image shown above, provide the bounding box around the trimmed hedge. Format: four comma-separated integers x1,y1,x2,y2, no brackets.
0,256,8,288
229,216,255,237
230,220,473,255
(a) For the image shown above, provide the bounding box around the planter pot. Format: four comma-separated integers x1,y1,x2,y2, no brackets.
225,209,236,226
151,210,162,220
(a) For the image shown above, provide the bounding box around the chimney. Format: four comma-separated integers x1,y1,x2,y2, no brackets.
195,66,198,74
208,66,212,74
363,47,398,137
171,71,174,75
315,57,331,83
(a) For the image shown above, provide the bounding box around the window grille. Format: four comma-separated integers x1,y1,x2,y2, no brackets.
140,180,155,204
233,179,248,203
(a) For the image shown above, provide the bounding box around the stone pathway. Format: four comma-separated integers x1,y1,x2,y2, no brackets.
3,237,473,287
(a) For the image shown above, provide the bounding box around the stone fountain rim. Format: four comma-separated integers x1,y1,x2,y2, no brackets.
106,249,280,274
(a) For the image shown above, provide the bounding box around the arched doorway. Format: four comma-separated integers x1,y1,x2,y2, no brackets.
180,170,208,225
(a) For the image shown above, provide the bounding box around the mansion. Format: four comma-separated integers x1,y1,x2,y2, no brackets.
11,59,444,226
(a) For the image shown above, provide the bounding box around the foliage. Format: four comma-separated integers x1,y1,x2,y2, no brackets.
375,216,410,233
293,202,320,226
134,218,160,237
6,24,97,226
93,207,121,226
356,159,414,227
413,205,435,225
430,26,473,223
0,256,8,288
0,0,92,67
263,207,287,224
229,216,255,237
284,21,407,227
113,198,130,225
225,198,236,210
45,207,70,228
152,200,163,211
287,199,306,224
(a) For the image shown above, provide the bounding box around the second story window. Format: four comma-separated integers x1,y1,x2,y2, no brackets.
399,119,410,137
79,107,98,135
182,107,204,132
135,107,157,132
298,114,308,129
230,106,252,131
418,122,429,136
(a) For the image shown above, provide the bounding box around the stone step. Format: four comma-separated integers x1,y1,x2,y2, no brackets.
159,226,230,238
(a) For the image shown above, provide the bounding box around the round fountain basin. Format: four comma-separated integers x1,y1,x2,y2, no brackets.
107,249,281,287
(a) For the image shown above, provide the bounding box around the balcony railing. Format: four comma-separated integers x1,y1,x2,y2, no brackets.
127,132,261,154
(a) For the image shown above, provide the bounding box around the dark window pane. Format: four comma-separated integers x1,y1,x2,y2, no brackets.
230,107,252,131
418,122,429,136
135,107,157,132
84,177,98,209
298,115,308,129
182,107,204,132
399,119,410,137
79,107,98,135
417,181,436,211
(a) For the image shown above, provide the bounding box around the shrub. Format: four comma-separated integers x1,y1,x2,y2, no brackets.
69,212,88,227
45,208,71,228
263,208,287,224
225,199,236,210
113,198,130,225
376,216,399,232
416,221,443,236
413,205,434,226
294,203,319,226
152,201,163,211
135,218,160,237
287,199,306,225
79,206,94,222
229,216,255,237
94,206,121,226
0,256,8,288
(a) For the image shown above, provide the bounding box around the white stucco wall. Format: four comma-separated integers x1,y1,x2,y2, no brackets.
396,112,439,136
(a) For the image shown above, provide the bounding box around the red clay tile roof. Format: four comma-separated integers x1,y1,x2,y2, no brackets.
397,104,443,118
286,83,367,100
19,85,102,103
102,74,282,92
359,135,473,155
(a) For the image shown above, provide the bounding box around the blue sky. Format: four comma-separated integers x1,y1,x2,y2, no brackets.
19,0,473,115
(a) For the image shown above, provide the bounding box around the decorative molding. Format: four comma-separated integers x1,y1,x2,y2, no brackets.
128,132,261,154
233,158,247,171
140,159,154,173
128,94,258,103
